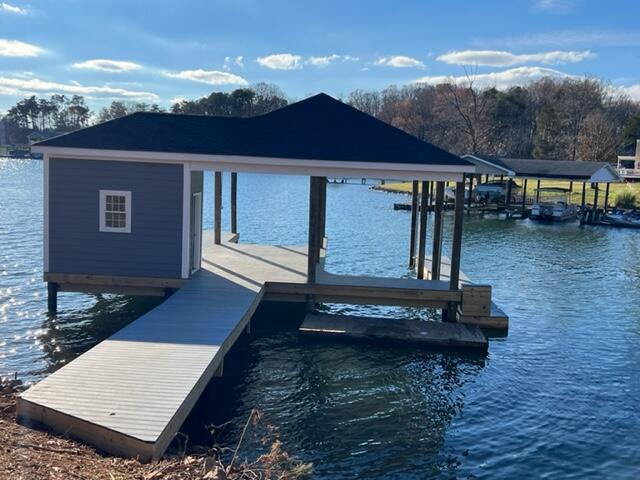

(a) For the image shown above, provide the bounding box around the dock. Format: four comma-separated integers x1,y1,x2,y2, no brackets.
18,231,466,461
300,313,488,351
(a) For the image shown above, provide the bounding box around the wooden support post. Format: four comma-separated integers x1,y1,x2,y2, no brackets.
47,282,58,313
593,183,599,211
604,183,610,212
417,181,429,279
318,177,327,256
449,176,465,293
581,182,587,209
536,180,541,203
466,175,473,213
230,172,237,234
214,171,222,245
428,181,433,208
307,177,321,284
521,178,528,214
431,182,445,280
409,181,419,267
505,178,512,208
569,181,573,192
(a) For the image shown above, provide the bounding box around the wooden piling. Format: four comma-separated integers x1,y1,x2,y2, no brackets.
417,181,429,279
593,183,599,211
449,178,465,291
536,180,541,203
230,172,237,234
581,182,587,210
505,178,512,208
318,177,327,257
521,178,528,214
604,183,610,213
467,175,473,213
431,182,445,280
409,181,419,268
47,282,58,313
307,177,321,284
214,172,222,245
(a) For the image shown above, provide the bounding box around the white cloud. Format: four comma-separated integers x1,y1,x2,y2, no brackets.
164,69,248,86
474,30,640,49
0,38,43,57
374,55,424,68
0,76,159,100
533,0,574,14
437,49,595,66
223,56,244,71
257,53,302,70
412,66,573,89
306,54,360,67
0,2,27,14
72,59,142,73
610,84,640,102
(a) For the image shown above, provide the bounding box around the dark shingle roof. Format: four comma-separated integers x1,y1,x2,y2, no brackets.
471,155,618,181
37,93,469,167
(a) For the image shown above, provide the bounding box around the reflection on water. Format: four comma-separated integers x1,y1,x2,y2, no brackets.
2,161,640,478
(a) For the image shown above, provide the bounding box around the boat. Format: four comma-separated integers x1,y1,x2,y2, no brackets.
601,210,640,229
530,187,578,221
475,180,521,204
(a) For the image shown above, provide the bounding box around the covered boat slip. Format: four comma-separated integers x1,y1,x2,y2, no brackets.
21,93,498,460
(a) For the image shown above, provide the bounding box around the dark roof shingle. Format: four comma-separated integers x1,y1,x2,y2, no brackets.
38,93,469,167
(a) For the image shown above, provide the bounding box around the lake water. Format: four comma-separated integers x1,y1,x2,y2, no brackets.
1,158,639,478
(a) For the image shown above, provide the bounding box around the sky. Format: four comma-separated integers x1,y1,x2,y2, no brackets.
0,0,639,113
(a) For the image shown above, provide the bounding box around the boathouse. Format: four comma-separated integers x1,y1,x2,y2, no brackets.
463,154,622,213
19,94,505,461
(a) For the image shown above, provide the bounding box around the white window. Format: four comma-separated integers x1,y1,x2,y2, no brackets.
99,190,131,233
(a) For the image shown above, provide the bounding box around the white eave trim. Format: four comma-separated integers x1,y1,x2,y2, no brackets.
462,154,515,176
33,146,475,181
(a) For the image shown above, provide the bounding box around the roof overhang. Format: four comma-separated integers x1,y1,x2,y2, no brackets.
34,146,475,182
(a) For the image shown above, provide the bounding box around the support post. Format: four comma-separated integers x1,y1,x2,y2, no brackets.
467,175,473,214
307,177,321,284
604,183,610,212
536,180,541,203
47,282,58,313
505,178,512,208
417,181,429,279
230,172,237,234
214,171,222,245
581,182,587,210
431,182,445,280
409,180,419,268
449,176,465,292
593,183,599,211
569,181,573,192
318,176,327,256
521,178,528,214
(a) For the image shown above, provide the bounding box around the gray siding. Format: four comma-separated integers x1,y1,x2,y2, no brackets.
49,158,184,278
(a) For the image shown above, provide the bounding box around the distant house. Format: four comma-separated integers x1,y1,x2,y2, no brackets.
616,139,640,181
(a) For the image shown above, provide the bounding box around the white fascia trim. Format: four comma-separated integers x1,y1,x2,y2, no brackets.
181,164,191,279
43,154,49,273
462,155,515,176
34,146,475,180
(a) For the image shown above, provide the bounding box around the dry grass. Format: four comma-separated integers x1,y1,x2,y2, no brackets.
1,379,312,480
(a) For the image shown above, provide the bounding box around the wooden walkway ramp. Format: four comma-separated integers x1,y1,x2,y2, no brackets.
18,231,471,461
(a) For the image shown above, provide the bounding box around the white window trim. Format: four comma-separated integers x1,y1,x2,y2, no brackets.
99,190,132,233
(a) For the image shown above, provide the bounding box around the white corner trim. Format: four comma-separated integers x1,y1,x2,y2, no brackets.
43,154,49,273
180,164,191,279
99,190,132,233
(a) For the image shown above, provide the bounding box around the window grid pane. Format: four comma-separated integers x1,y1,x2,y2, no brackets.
102,193,129,231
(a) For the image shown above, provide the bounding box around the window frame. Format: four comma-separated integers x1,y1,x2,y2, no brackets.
99,190,132,233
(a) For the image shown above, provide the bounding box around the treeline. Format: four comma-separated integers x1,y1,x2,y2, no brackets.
1,77,639,163
347,78,640,162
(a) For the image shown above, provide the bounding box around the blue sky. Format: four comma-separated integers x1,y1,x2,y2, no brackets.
0,0,639,113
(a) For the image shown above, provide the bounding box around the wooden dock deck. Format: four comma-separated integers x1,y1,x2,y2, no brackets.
18,231,462,461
